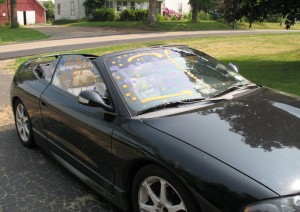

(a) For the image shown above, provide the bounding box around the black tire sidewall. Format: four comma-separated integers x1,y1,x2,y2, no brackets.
14,99,35,147
132,164,199,212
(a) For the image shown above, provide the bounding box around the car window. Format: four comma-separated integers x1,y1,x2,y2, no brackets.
22,56,59,82
34,57,59,82
52,55,106,97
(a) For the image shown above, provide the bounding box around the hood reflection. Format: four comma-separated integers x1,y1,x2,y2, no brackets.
143,88,300,195
199,91,300,152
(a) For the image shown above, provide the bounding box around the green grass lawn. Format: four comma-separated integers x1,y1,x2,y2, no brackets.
16,33,300,96
67,20,300,31
68,20,232,31
236,22,300,30
0,26,49,44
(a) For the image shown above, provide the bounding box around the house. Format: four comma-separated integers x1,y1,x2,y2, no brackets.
55,0,86,20
0,0,46,25
162,0,190,15
54,0,191,20
104,0,190,14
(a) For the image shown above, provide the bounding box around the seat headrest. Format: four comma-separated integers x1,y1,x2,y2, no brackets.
71,70,95,88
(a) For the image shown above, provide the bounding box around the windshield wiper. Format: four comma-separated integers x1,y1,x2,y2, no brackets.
136,101,185,115
180,97,206,103
136,97,209,115
210,83,258,98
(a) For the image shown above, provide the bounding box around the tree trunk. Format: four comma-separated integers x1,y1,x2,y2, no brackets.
10,0,18,28
191,0,199,23
147,0,157,26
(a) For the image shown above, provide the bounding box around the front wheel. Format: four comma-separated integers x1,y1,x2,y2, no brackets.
14,99,35,147
132,164,199,212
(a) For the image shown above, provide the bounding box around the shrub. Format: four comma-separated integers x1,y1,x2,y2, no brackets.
155,13,164,22
163,7,182,20
93,8,116,21
52,19,80,25
198,11,214,21
119,10,148,21
43,1,55,22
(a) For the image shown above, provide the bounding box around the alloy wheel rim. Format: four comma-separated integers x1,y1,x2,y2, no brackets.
16,104,30,142
138,176,187,212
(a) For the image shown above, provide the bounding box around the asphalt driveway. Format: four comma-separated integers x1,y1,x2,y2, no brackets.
0,61,116,211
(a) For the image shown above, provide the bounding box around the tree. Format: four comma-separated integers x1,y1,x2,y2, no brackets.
43,1,54,22
218,0,300,29
0,0,17,27
147,0,157,25
189,0,217,23
200,0,217,13
83,0,105,18
10,0,18,28
189,0,199,22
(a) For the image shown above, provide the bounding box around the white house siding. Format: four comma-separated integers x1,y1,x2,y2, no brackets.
55,0,86,20
105,1,149,11
163,0,190,14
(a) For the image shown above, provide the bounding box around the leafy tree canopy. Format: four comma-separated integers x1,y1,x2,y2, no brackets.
43,1,54,21
218,0,300,29
83,0,105,17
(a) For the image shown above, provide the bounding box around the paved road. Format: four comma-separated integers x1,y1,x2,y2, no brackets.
0,68,117,211
1,29,299,60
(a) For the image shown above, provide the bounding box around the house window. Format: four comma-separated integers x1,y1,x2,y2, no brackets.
130,2,135,10
71,1,75,16
105,1,113,8
117,1,128,11
178,3,183,14
57,3,61,15
156,2,161,14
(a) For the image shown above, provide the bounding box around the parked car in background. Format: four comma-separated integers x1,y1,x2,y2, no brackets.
11,45,300,212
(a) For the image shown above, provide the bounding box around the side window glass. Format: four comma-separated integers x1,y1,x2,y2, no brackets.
32,56,59,82
52,55,106,97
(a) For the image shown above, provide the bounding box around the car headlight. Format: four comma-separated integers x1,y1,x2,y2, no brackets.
244,195,300,212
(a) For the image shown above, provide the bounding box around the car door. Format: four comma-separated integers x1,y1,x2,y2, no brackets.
40,55,116,192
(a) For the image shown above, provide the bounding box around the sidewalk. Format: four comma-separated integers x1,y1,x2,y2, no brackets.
1,29,299,60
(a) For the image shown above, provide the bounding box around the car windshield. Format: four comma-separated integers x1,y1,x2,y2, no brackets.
104,47,249,113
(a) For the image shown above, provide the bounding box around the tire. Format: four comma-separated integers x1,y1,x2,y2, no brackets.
132,164,199,212
14,99,35,147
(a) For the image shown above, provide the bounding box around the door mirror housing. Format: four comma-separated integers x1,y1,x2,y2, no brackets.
228,63,239,72
78,90,113,111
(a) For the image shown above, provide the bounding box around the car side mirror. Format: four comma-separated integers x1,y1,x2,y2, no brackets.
78,90,113,111
228,63,239,72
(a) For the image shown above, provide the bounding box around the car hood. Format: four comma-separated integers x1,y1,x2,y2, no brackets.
143,88,300,196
